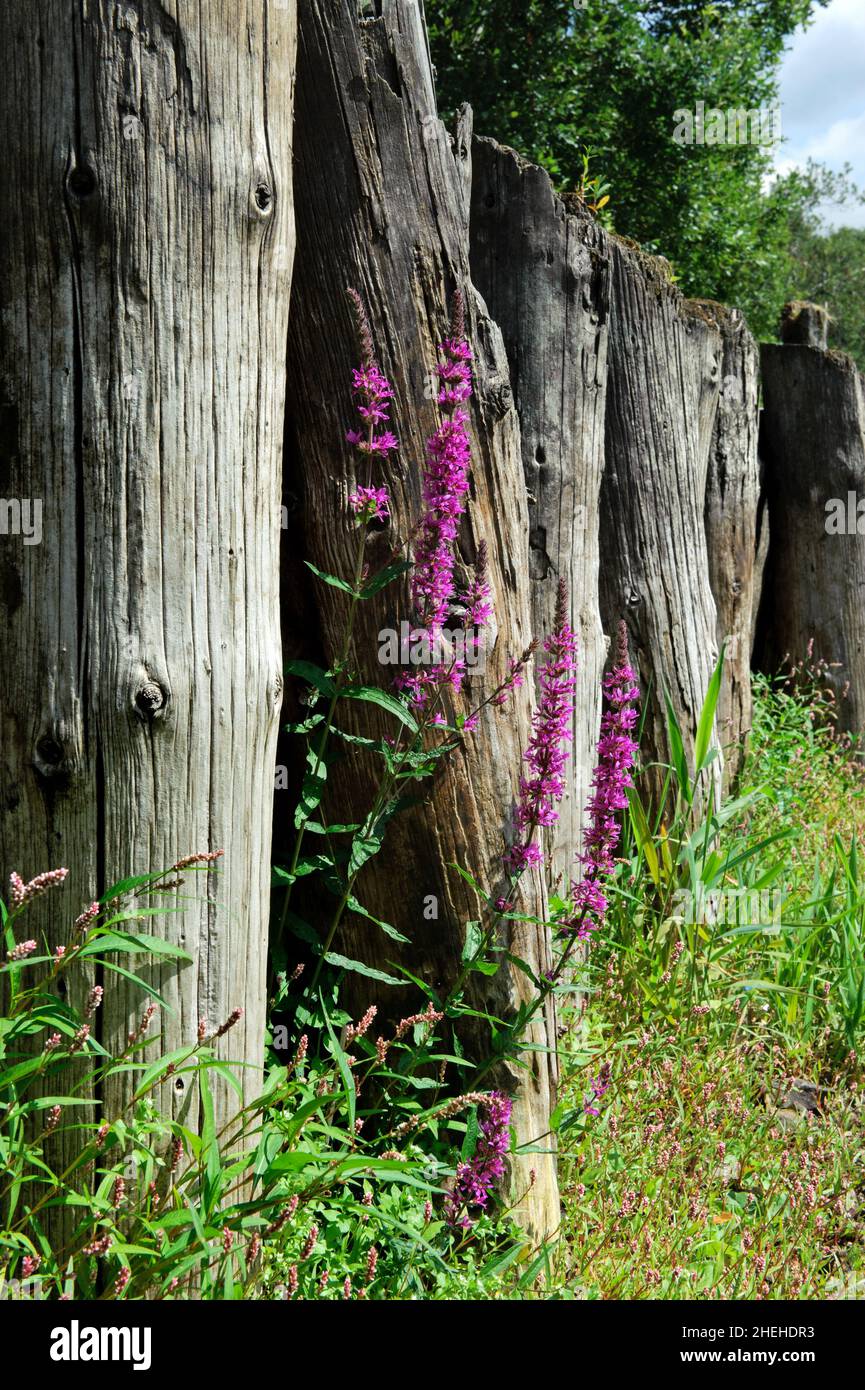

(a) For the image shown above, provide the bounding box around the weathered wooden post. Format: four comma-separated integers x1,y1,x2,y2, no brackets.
756,306,865,735
469,143,610,881
703,306,760,785
0,0,296,1208
599,240,723,807
283,0,559,1237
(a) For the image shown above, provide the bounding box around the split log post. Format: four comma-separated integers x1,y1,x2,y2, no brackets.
0,1,297,1236
755,307,865,736
598,239,724,811
469,143,610,882
282,0,559,1238
701,305,760,785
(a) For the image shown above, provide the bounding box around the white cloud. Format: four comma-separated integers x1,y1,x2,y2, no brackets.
775,0,865,227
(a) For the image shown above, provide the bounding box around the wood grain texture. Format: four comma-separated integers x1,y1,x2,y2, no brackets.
599,239,723,808
469,143,609,882
756,344,865,734
0,0,296,1234
283,0,558,1238
702,306,760,785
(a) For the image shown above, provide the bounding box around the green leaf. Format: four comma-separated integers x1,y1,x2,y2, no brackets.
695,643,725,773
323,953,403,986
77,931,190,961
303,560,357,595
322,993,355,1130
361,558,411,597
461,921,484,964
663,684,692,804
346,897,410,944
99,870,166,903
343,685,418,733
284,658,337,696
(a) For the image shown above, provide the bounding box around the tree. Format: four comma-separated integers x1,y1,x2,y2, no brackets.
428,0,829,338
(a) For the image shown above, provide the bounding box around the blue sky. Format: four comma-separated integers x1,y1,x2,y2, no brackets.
775,0,865,227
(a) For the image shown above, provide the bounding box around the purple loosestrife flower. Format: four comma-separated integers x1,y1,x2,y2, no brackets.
583,1060,612,1117
349,485,390,524
410,292,473,642
345,287,395,515
445,1091,512,1229
569,620,639,939
460,539,493,671
504,580,579,875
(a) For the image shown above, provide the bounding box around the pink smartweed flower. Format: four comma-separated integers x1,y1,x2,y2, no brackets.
8,867,68,909
8,939,38,962
266,1193,299,1237
569,620,639,939
73,901,100,936
410,292,473,641
171,849,224,871
82,1232,112,1257
393,1001,443,1041
215,1006,243,1038
346,1005,377,1046
128,1001,157,1046
84,985,104,1020
445,1091,512,1229
504,581,578,875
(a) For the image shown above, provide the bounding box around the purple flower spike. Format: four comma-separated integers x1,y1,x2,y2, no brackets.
445,1091,512,1228
410,293,474,640
569,620,639,939
345,289,399,472
349,486,390,523
504,580,579,874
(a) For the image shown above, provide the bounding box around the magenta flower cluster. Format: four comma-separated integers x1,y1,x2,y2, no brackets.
445,1091,513,1228
410,323,474,639
504,580,579,875
583,1060,612,1116
570,620,639,937
345,288,395,521
345,362,398,458
349,486,390,523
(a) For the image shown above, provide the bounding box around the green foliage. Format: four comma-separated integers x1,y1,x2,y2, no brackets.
0,868,534,1301
543,665,865,1298
427,0,858,341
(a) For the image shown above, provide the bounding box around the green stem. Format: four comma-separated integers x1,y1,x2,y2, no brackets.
279,522,369,939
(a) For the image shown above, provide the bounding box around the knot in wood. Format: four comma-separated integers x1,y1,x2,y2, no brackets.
488,380,513,418
254,182,273,213
67,165,98,200
135,681,166,718
33,734,66,779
